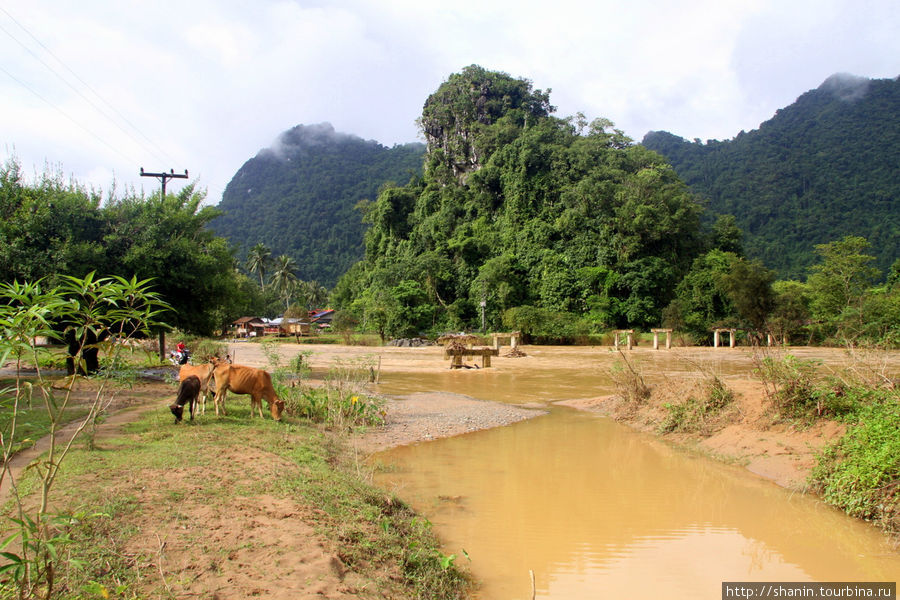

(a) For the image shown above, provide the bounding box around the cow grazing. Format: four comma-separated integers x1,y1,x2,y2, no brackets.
179,362,217,415
212,364,284,420
170,375,201,423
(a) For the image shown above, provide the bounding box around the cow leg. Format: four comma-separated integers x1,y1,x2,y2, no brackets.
213,389,227,416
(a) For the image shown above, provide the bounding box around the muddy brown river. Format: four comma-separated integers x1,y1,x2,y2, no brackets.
370,348,900,599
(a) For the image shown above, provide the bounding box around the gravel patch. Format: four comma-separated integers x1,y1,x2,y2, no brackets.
353,391,546,453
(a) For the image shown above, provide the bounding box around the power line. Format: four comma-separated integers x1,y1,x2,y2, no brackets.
0,63,141,166
0,6,180,167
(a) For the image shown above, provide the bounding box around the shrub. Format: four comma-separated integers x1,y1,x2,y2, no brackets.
267,349,384,428
753,353,823,417
502,305,591,343
189,338,228,363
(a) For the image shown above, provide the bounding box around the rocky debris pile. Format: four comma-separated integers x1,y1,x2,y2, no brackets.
503,348,528,358
387,338,435,347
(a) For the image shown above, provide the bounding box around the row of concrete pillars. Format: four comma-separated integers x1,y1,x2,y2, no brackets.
713,329,789,348
613,329,673,350
615,328,790,350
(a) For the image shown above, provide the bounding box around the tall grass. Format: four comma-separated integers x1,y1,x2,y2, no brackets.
608,351,651,404
658,375,734,434
259,340,385,429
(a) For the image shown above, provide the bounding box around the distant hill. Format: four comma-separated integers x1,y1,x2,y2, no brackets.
643,74,900,279
211,123,425,287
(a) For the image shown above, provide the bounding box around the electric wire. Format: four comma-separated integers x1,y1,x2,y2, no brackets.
0,63,142,166
0,7,177,167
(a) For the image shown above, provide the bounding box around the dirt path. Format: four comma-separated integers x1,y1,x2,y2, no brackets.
0,381,169,504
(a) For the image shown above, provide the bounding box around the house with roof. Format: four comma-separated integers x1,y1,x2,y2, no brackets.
309,309,334,329
232,316,265,338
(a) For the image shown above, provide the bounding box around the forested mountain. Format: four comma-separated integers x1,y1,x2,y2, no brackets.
210,123,425,287
333,65,706,337
642,74,900,279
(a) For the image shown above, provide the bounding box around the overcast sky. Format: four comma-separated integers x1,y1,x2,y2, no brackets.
1,0,897,204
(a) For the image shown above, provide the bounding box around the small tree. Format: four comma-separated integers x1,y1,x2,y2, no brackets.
807,236,880,341
0,274,167,598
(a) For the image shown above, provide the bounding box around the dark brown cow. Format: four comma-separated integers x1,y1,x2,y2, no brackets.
212,364,284,420
170,375,201,422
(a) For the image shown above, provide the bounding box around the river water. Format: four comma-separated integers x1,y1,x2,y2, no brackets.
370,348,900,599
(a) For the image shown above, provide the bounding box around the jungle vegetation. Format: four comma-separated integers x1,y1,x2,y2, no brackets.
2,66,898,348
0,161,242,336
329,66,900,346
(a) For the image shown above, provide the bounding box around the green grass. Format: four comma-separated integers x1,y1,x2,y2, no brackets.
0,393,90,454
3,404,470,599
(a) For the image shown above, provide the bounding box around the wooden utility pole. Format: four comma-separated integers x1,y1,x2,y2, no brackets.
140,167,189,198
140,167,189,363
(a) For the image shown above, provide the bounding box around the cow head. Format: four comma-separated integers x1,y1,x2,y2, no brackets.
170,402,184,423
270,397,285,421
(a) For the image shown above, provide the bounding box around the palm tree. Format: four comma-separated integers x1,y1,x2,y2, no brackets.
271,254,299,309
246,243,272,289
301,280,328,310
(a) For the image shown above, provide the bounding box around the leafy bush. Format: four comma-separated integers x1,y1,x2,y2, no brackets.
502,305,591,343
813,381,875,419
810,395,900,534
753,354,824,417
262,345,384,428
280,387,384,428
188,337,228,363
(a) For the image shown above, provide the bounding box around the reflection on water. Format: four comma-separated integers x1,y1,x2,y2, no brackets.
372,351,900,599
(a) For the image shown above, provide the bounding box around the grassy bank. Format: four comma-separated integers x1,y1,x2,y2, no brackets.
1,403,470,599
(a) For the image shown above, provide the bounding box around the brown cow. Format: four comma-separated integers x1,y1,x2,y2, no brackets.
212,363,284,420
179,363,216,415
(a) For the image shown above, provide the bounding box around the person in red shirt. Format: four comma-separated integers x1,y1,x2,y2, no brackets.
173,341,190,365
